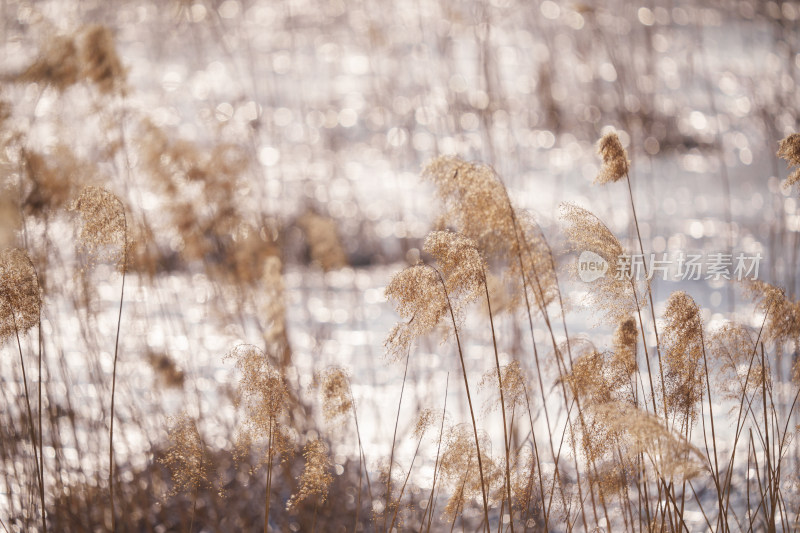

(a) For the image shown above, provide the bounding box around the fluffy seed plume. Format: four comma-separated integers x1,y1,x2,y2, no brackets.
439,424,500,522
613,317,639,379
747,281,800,346
661,291,704,424
564,341,633,462
560,203,642,325
422,156,558,314
70,186,128,268
480,359,527,413
159,412,211,495
423,231,486,308
590,402,705,480
0,248,41,343
709,322,766,401
384,264,448,361
225,345,292,459
316,366,353,422
778,133,800,188
286,439,333,511
595,132,629,184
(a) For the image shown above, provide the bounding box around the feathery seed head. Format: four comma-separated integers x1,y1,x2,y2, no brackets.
384,264,448,360
225,344,288,436
70,186,127,268
0,248,41,342
159,412,211,495
560,202,641,325
747,281,800,345
613,317,638,378
286,439,333,511
412,407,441,439
423,230,485,304
315,366,353,421
662,291,704,423
595,132,629,184
778,133,800,188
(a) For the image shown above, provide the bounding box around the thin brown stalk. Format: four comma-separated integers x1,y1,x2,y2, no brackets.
432,267,490,531
108,233,127,532
422,374,449,533
482,269,514,533
384,346,411,532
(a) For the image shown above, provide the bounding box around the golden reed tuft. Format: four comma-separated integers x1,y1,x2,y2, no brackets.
159,412,212,495
316,366,353,422
384,264,448,361
422,156,558,314
560,202,642,325
70,186,128,268
778,133,800,188
661,291,704,424
286,439,333,511
595,132,630,184
0,248,41,342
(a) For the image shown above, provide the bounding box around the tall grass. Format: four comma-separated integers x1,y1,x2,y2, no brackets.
1,2,800,532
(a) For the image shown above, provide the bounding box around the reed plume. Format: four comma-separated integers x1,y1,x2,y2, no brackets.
560,202,642,325
746,280,800,346
316,366,353,422
594,132,630,185
778,133,800,188
709,323,766,400
421,156,557,314
160,412,211,495
590,402,705,481
286,439,333,512
0,248,41,342
384,264,448,361
661,291,705,425
70,186,128,269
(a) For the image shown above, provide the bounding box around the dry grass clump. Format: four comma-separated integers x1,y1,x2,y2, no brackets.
595,132,630,184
